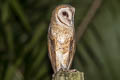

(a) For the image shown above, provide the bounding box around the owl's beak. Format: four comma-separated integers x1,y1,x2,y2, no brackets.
68,19,73,26
71,7,75,13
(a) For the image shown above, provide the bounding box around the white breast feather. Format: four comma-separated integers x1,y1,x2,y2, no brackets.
58,35,65,43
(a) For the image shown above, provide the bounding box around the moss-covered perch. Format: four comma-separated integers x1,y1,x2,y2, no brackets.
52,70,84,80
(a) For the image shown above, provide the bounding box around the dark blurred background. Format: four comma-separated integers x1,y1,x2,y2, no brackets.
0,0,120,80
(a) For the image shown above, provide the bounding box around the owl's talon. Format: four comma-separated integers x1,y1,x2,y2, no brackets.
52,73,55,78
69,69,77,72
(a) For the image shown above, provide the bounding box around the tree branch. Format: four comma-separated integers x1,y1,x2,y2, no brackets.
76,0,102,42
52,70,84,80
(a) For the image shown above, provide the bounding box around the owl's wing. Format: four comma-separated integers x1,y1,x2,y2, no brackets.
67,30,76,69
48,27,56,73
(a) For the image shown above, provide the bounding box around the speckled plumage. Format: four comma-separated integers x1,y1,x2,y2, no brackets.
48,4,76,73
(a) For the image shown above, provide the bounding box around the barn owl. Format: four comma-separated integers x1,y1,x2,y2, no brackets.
48,4,76,73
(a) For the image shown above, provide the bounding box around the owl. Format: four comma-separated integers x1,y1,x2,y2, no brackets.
48,4,76,73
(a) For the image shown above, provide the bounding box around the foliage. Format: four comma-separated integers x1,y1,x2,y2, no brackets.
0,0,120,80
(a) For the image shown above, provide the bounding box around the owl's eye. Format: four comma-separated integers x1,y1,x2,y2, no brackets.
62,11,68,17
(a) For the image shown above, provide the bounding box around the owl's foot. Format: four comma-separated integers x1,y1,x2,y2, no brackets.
69,69,77,72
52,73,55,78
59,68,64,71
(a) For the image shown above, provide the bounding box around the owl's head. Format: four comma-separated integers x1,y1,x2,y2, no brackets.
51,4,75,27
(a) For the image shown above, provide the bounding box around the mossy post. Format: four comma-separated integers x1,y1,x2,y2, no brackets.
52,69,84,80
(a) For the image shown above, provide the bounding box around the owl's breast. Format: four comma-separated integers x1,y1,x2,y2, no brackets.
51,26,73,43
57,33,68,43
51,26,73,54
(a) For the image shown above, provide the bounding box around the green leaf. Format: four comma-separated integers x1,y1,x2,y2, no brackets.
4,24,15,60
10,0,31,32
4,66,16,80
1,1,9,23
15,22,46,67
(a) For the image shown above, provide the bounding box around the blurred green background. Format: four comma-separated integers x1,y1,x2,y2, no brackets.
0,0,120,80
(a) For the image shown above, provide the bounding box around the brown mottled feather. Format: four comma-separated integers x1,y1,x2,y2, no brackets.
48,27,56,72
67,29,76,69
